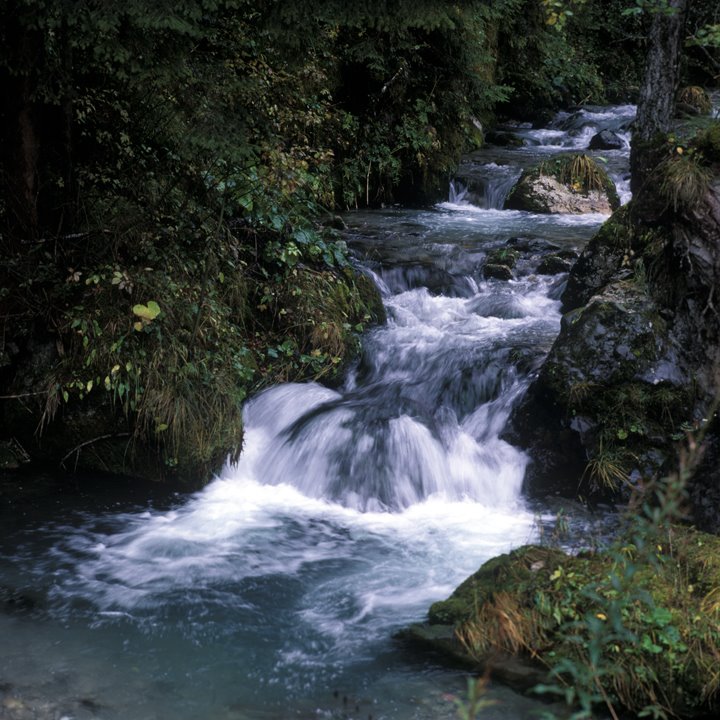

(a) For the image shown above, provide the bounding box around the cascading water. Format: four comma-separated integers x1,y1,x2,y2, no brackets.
455,103,636,209
0,104,634,720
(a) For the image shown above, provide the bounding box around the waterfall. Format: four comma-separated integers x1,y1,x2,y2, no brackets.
0,103,636,720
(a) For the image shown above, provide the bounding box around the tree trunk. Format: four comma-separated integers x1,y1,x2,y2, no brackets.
630,0,688,197
1,11,42,245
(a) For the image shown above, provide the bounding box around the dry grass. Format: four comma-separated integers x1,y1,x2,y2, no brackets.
457,591,547,659
581,444,631,492
658,153,712,212
678,86,713,115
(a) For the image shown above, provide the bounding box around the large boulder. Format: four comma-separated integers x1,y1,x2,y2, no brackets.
506,154,620,214
508,138,720,513
406,527,720,718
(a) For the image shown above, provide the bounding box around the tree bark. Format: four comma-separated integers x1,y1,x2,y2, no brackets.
1,10,42,245
630,0,688,197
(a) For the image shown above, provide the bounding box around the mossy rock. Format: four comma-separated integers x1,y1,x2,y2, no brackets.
562,204,633,311
418,527,720,718
429,546,566,625
514,275,694,498
486,247,520,269
483,263,514,281
536,255,572,275
506,154,620,215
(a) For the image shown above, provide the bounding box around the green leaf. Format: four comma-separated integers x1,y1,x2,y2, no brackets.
133,301,162,321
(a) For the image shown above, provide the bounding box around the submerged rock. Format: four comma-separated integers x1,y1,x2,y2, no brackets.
483,263,514,281
536,255,573,275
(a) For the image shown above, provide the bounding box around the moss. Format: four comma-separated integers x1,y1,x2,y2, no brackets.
538,153,621,209
429,546,566,625
431,526,720,718
594,203,633,250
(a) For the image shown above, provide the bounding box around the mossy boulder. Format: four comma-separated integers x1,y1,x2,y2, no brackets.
512,274,692,498
483,263,514,281
409,527,720,717
509,137,720,513
506,154,620,215
536,254,572,275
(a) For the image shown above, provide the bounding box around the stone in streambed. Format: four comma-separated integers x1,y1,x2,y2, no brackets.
505,154,620,214
588,129,624,150
483,263,514,281
536,255,573,275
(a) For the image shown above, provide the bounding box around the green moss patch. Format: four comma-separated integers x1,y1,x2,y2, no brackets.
428,526,720,718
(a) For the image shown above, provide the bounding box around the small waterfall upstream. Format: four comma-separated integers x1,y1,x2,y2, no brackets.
0,104,635,720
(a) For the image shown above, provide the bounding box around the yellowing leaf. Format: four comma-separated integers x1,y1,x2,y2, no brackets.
132,301,161,321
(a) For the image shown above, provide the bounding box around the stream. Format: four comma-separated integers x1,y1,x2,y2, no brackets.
0,106,634,720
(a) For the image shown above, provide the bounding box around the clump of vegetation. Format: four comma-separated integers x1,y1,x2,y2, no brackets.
658,151,713,212
693,122,720,164
539,153,619,202
3,203,380,480
431,434,720,719
677,85,713,115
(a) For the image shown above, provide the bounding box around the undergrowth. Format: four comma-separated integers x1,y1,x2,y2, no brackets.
3,195,382,480
539,153,615,197
452,422,720,719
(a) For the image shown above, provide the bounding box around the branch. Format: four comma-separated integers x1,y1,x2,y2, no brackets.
60,432,130,468
0,391,46,399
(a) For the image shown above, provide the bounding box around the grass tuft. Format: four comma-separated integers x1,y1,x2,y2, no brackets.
658,153,713,212
677,86,713,115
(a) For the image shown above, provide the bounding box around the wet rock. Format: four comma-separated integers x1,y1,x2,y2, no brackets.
484,130,523,147
507,173,616,214
536,255,572,275
485,247,520,269
322,214,347,231
0,585,42,616
511,279,693,498
561,205,631,312
483,263,514,281
506,154,620,215
506,237,560,254
588,129,624,150
511,170,720,509
413,528,720,717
